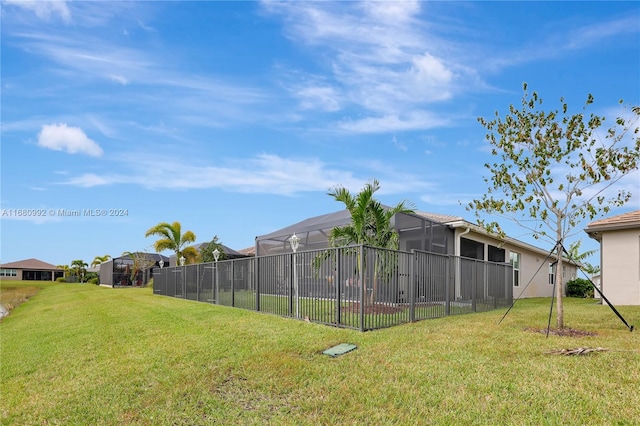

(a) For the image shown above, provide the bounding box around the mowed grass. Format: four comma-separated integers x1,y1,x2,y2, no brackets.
1,281,639,425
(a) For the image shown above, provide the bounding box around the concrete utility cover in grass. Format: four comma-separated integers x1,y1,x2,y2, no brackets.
323,343,357,357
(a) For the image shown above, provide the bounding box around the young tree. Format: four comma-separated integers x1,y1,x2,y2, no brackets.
199,235,227,263
122,251,157,285
328,179,414,304
469,83,639,329
144,221,198,265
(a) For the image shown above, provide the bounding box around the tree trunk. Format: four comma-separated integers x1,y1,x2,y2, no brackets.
556,230,564,329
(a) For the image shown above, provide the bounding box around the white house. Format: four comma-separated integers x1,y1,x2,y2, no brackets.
585,210,640,306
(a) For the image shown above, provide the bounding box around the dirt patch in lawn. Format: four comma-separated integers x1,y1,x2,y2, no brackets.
525,327,598,337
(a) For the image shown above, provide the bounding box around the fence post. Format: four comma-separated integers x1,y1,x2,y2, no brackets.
255,258,260,312
231,261,235,307
409,250,415,322
336,248,341,326
196,264,200,301
359,245,365,332
289,253,294,317
445,257,451,316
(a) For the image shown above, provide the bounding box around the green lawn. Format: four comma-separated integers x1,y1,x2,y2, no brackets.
1,281,639,425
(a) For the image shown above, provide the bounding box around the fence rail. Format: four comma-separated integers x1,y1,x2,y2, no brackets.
153,245,513,331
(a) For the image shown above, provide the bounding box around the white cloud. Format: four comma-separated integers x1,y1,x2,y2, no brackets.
295,85,342,112
4,0,71,22
37,123,103,157
58,152,431,197
265,1,470,130
338,111,451,133
108,74,128,85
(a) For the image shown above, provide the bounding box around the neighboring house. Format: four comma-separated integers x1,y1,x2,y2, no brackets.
238,246,256,257
168,243,248,267
0,258,63,281
585,210,640,306
255,209,578,299
99,253,169,287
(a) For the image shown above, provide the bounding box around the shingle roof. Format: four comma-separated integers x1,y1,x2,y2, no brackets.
238,246,256,256
585,210,640,233
414,211,464,224
0,258,61,270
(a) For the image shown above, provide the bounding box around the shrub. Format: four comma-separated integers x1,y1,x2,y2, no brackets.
566,278,593,298
88,277,99,285
147,278,153,289
56,277,67,283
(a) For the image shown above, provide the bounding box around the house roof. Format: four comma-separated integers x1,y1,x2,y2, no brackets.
414,211,464,224
112,252,170,262
238,246,256,256
168,243,248,259
0,258,61,270
585,210,640,235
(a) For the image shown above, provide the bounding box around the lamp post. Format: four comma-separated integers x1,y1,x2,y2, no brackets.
179,255,186,298
213,249,220,304
290,234,300,318
159,259,164,269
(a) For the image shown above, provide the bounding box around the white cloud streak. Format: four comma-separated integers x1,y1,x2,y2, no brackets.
38,123,103,157
4,0,71,22
59,152,431,197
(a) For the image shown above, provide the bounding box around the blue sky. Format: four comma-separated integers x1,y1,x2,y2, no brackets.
1,0,639,267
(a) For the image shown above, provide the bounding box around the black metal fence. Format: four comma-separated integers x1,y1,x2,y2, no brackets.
153,245,513,331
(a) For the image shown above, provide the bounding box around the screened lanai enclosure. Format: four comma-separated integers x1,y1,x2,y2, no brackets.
99,253,169,287
254,210,452,256
153,244,513,331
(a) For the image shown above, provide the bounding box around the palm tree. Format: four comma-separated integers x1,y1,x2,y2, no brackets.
91,254,111,268
328,179,414,304
144,221,198,265
56,264,70,279
567,240,600,276
70,259,88,282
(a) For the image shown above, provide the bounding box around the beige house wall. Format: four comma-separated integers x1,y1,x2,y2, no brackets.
601,230,640,306
0,271,21,281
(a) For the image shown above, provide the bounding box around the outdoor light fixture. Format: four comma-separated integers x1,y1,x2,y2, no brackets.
213,248,220,262
290,233,300,319
179,256,185,266
290,233,300,253
159,259,164,269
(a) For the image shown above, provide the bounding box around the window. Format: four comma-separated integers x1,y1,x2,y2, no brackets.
510,252,521,287
460,237,484,260
549,262,555,285
0,269,17,277
488,245,506,263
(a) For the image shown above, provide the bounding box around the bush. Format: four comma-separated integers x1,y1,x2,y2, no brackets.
147,278,153,289
56,277,66,283
566,278,593,298
88,277,99,285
